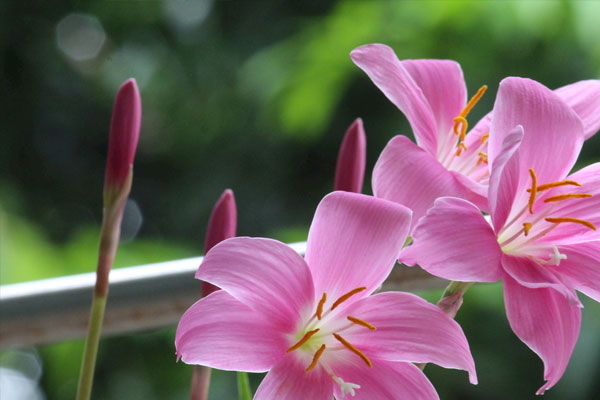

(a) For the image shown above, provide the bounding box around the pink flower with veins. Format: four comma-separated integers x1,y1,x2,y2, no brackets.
350,44,600,229
400,77,600,394
176,191,477,399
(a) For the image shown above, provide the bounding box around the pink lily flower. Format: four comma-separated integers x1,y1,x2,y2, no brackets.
350,44,600,228
400,77,599,394
176,191,477,399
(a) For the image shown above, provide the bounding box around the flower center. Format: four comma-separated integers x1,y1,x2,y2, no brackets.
285,286,377,395
498,167,595,265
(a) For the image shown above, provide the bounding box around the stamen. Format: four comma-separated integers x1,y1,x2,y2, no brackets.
332,333,372,367
480,133,489,144
286,329,320,353
527,180,582,192
523,222,532,236
452,85,487,155
544,193,593,203
528,168,538,214
347,316,376,330
477,152,488,164
305,344,326,372
455,142,467,156
315,293,327,320
331,287,367,311
545,217,597,231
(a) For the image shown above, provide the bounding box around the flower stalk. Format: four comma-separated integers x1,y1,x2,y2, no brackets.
76,79,141,400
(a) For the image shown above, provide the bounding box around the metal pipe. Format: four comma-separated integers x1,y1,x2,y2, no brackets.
0,242,446,349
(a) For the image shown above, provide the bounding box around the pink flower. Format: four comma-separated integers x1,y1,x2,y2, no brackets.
176,191,477,399
104,79,141,195
400,77,599,394
334,118,366,193
350,44,600,228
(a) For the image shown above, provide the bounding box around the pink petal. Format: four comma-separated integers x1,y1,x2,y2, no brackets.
487,126,523,231
342,292,477,384
372,135,466,230
554,79,600,140
501,254,581,306
555,241,600,302
202,189,237,297
254,353,333,400
504,274,582,394
305,191,411,302
401,59,467,147
450,171,488,211
331,358,439,400
540,162,600,244
350,44,439,155
197,237,315,332
400,197,503,282
175,291,287,372
488,77,584,189
334,118,367,193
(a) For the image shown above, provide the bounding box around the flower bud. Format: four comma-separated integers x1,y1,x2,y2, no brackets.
334,118,366,193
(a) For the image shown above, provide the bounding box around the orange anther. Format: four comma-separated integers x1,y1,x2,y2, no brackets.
331,287,367,311
286,329,320,353
480,133,489,144
452,85,487,155
544,193,593,203
523,222,533,236
347,316,376,330
477,152,488,165
333,333,372,368
315,293,327,320
455,142,467,156
528,168,538,214
527,180,582,193
305,344,326,372
545,217,596,231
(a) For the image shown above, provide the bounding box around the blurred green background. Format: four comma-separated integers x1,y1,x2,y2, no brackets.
1,0,599,399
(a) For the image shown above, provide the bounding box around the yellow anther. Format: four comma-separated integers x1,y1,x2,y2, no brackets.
347,316,376,330
331,287,367,311
286,329,320,353
452,85,487,154
305,344,326,372
455,142,467,156
545,217,597,231
527,180,582,193
544,193,593,203
528,168,538,214
332,333,372,368
523,222,533,236
477,152,488,165
315,293,327,320
480,133,489,144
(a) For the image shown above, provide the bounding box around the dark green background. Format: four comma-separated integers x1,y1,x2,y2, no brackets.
1,1,599,399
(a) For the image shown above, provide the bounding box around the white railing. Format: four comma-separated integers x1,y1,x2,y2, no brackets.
0,241,446,349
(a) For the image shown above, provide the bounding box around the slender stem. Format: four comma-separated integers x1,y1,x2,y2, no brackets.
237,371,253,400
190,366,212,400
76,294,107,400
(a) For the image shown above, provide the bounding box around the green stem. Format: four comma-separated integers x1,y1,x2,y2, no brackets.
76,294,107,400
441,280,474,299
237,371,253,400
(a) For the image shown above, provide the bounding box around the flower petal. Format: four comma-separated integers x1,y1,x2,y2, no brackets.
400,197,503,282
501,254,581,306
197,237,315,332
554,241,600,302
342,292,477,384
175,291,286,372
503,274,582,394
305,191,411,302
350,44,439,155
334,118,367,193
488,126,523,231
554,79,600,140
540,162,600,244
254,353,333,400
372,135,466,230
489,77,584,189
331,358,439,400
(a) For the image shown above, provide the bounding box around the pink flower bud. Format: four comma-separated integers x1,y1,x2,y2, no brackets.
201,189,237,297
104,79,141,193
334,118,366,193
